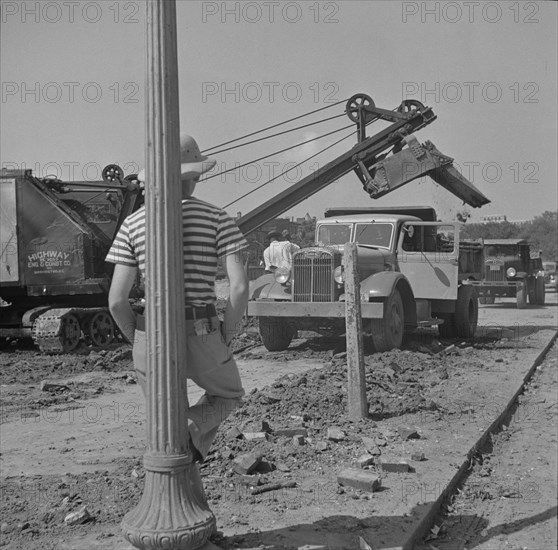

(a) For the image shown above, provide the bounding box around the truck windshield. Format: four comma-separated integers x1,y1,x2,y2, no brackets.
354,223,393,249
317,224,351,245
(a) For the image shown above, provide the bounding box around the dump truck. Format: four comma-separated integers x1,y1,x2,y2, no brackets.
248,206,483,351
469,239,545,308
0,166,143,352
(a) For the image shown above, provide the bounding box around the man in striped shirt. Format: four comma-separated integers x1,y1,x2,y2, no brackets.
106,134,249,463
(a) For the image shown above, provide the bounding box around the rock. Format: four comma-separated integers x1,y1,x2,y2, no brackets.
352,454,375,468
397,426,420,440
411,452,426,462
292,435,305,446
361,436,381,456
327,427,346,442
375,438,387,447
0,522,10,534
225,426,244,441
64,506,91,525
40,381,69,392
337,468,382,492
232,452,262,475
315,441,328,452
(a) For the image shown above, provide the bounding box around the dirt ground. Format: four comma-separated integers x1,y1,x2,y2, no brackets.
1,291,556,550
416,341,558,550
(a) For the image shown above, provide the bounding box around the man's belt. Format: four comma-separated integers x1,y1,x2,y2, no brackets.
136,304,217,332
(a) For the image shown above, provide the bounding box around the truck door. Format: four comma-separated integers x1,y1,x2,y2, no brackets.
397,222,459,300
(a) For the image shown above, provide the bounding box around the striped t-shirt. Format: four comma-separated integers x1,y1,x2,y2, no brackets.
105,197,248,306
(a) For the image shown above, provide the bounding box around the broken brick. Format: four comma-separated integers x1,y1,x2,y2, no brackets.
361,436,381,456
225,426,243,441
242,432,268,442
292,435,305,446
380,460,411,473
411,452,426,462
337,468,382,492
352,454,375,469
232,452,262,475
327,427,346,442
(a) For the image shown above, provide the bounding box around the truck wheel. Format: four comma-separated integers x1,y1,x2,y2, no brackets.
527,277,537,304
371,290,404,352
535,277,546,305
454,285,478,338
259,316,295,352
516,283,527,309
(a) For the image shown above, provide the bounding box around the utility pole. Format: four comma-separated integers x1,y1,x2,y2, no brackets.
121,1,216,548
344,243,368,419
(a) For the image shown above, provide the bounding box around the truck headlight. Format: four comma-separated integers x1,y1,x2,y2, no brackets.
506,267,517,278
274,267,290,284
334,266,344,284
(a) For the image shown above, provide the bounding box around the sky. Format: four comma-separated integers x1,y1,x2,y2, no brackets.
1,0,557,226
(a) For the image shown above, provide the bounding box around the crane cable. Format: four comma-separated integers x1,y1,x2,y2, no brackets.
200,122,355,182
201,98,349,154
223,128,356,209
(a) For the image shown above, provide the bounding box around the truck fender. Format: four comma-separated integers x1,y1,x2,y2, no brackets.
357,271,417,327
249,274,292,301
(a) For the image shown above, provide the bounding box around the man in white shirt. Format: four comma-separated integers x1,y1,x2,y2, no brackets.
263,230,300,272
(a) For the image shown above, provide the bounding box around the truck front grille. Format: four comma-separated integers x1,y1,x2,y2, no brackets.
485,263,504,282
293,250,334,302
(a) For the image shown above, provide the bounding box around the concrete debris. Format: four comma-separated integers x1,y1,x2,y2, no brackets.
63,506,90,525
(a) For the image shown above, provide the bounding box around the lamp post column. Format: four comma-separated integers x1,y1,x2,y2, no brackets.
121,1,216,548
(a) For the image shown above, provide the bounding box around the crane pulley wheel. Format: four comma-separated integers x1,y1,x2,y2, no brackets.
102,164,125,184
345,94,376,123
396,99,425,114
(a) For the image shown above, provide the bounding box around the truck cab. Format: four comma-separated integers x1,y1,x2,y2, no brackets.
248,206,482,352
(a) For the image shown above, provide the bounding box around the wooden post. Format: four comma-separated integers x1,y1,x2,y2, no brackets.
344,243,368,419
121,1,216,548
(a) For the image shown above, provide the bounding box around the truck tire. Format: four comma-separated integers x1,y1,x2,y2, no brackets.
516,282,527,309
259,316,295,352
527,277,537,304
439,286,478,339
535,276,546,305
454,285,478,338
371,290,404,352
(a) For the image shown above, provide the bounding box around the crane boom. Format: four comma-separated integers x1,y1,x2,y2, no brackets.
237,94,489,236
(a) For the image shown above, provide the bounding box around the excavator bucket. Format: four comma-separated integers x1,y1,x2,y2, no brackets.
361,137,490,208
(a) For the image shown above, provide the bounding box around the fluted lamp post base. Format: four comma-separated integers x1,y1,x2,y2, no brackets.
122,456,216,549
